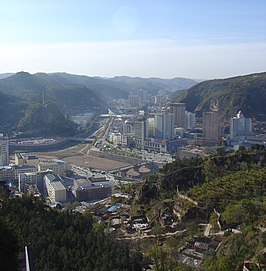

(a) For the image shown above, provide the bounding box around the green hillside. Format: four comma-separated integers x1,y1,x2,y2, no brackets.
176,72,266,119
0,92,26,131
0,72,106,113
132,147,266,270
17,102,77,137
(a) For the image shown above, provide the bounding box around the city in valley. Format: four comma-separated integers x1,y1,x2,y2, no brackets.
1,79,266,270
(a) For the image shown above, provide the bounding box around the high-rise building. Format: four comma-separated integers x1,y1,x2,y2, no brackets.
0,134,9,166
185,111,196,130
155,112,175,140
169,103,186,128
146,117,155,138
128,95,140,107
202,111,223,145
135,120,146,149
230,111,252,138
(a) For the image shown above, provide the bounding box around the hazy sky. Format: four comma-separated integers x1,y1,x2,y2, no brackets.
0,0,265,79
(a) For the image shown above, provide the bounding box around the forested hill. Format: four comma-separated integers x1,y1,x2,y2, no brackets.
0,72,105,113
0,196,144,271
175,72,266,120
0,92,26,129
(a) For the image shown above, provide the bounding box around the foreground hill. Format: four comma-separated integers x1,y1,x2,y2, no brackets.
0,196,144,271
176,72,266,120
132,146,266,270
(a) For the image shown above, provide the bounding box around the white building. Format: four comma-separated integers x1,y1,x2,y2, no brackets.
185,111,196,130
38,159,70,176
0,134,9,166
15,153,39,167
109,132,123,145
44,174,66,202
154,112,175,140
230,111,253,139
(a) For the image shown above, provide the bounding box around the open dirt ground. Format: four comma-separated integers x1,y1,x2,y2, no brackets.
65,155,130,170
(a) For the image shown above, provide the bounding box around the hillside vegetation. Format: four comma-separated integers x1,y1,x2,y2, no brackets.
132,146,266,270
176,72,266,119
0,196,144,271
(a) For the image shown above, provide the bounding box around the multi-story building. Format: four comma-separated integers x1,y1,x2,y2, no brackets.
44,174,66,202
154,112,175,140
185,111,196,130
146,117,155,138
0,134,9,166
230,111,253,139
169,103,186,128
73,178,112,202
135,119,146,149
128,95,140,108
18,172,37,192
15,153,39,167
0,165,36,182
19,170,53,193
202,111,223,145
38,159,70,176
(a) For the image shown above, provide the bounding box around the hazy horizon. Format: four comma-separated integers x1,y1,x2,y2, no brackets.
1,0,265,79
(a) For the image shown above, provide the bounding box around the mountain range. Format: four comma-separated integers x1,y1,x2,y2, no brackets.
0,72,197,135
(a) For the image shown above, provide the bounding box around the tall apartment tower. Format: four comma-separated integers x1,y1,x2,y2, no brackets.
169,103,186,128
134,120,146,149
128,95,140,108
0,134,9,166
185,111,196,130
202,111,223,145
155,112,175,140
230,111,252,139
146,117,155,138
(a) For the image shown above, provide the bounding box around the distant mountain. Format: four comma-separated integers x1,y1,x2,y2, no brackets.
0,72,105,113
54,74,197,99
0,73,14,80
108,76,197,93
54,73,130,100
175,72,266,119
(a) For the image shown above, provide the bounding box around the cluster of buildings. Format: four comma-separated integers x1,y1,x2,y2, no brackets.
108,89,266,152
0,143,112,203
108,102,197,153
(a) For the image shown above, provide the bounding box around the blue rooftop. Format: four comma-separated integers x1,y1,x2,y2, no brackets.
107,205,120,212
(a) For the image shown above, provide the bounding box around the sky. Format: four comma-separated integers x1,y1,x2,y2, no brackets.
0,0,265,79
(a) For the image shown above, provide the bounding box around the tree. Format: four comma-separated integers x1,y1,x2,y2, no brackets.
186,221,198,238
